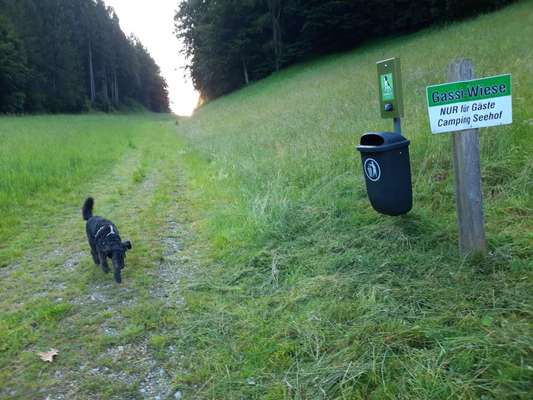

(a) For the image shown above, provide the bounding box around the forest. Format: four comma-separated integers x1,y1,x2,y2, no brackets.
0,0,169,114
176,0,515,101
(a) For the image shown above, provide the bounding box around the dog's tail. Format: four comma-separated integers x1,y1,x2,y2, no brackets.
82,197,94,221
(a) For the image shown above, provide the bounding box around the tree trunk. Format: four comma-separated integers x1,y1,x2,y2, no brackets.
110,74,115,104
268,0,282,72
88,40,96,103
109,70,114,103
114,70,119,104
242,57,249,85
102,64,109,104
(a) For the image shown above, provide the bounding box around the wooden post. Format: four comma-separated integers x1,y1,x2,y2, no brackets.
448,59,487,256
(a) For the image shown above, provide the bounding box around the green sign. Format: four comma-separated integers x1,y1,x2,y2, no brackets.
426,74,512,134
376,57,403,118
380,73,394,101
427,74,511,106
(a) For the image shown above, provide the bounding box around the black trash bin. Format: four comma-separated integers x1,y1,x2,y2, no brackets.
356,131,412,216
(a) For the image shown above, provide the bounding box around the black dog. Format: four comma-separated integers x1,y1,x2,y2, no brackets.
82,197,132,283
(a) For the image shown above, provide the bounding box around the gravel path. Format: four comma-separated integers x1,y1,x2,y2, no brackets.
1,150,195,400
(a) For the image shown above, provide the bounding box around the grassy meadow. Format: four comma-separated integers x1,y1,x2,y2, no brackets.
172,1,532,398
0,1,532,399
0,114,175,265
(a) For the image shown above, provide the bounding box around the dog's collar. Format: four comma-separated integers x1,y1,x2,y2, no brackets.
95,225,117,239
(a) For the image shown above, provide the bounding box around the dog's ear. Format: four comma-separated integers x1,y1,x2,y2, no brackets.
123,241,132,250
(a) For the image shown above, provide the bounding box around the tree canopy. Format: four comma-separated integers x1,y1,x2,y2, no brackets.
176,0,514,102
0,0,169,113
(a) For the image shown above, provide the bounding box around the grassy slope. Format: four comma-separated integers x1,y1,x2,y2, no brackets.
174,2,532,399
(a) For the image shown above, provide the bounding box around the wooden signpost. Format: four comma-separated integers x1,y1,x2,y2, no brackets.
426,59,513,255
448,60,487,256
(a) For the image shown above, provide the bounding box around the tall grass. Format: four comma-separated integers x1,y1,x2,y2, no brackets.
181,2,532,258
175,2,533,398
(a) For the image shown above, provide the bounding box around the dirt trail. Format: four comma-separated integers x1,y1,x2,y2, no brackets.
1,149,196,400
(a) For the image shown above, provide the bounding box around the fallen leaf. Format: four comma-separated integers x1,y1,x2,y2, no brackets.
38,348,59,363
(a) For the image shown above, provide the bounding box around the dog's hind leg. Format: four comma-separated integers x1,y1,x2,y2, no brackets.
88,236,99,265
85,234,97,265
90,243,99,265
91,250,99,265
113,266,122,284
99,252,110,273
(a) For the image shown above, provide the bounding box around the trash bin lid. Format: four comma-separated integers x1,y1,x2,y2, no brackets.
356,131,410,153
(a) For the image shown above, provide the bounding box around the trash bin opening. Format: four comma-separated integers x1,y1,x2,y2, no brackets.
360,134,384,146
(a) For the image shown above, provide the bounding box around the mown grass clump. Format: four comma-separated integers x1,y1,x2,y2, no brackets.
175,2,532,398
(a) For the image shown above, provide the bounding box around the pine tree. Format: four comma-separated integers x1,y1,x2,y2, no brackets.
0,15,28,112
0,0,170,113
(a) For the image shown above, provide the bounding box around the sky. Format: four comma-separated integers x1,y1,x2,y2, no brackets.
104,0,199,116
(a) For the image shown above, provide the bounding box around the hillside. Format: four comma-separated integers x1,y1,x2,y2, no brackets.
174,1,532,398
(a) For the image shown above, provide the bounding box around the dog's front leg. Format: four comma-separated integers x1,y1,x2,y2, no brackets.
99,252,110,273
